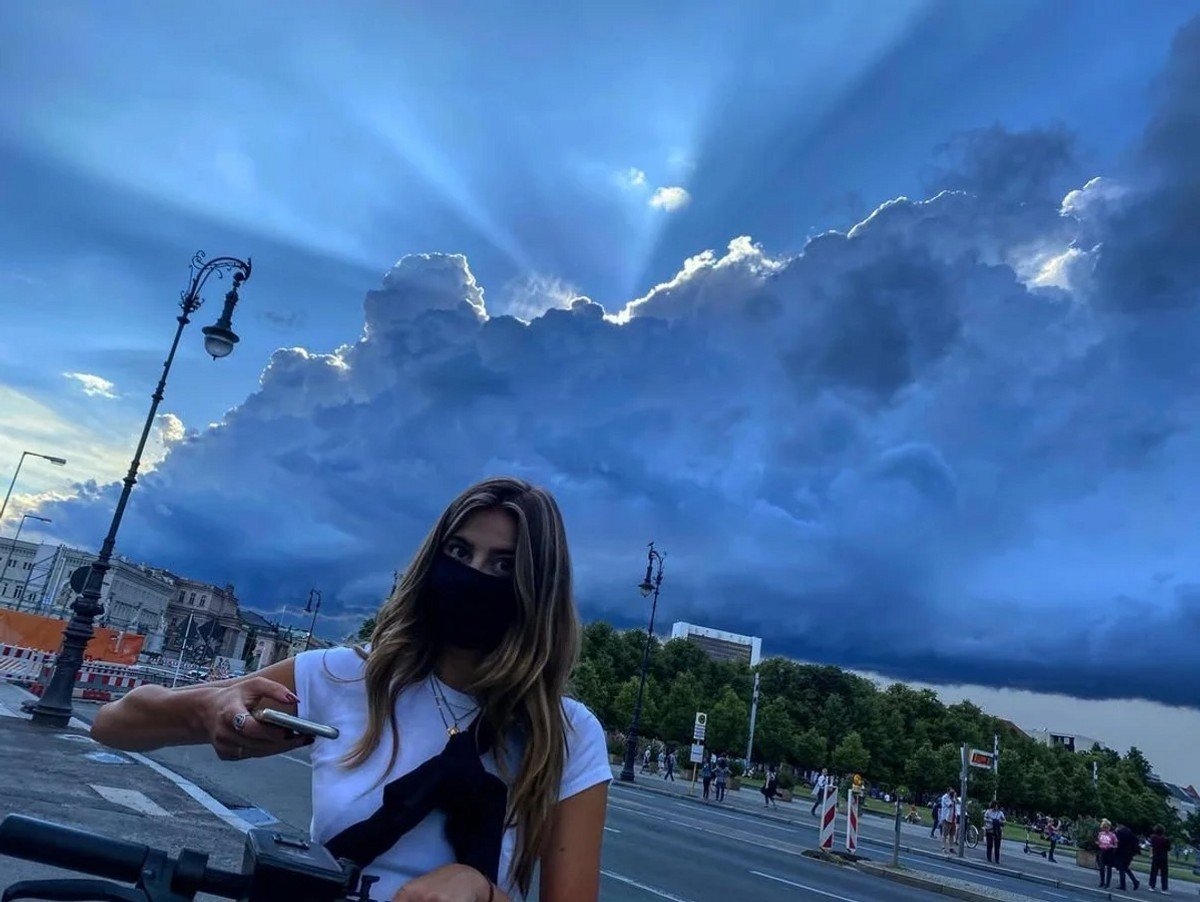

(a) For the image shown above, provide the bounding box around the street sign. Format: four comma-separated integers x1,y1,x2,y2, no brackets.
68,565,91,594
968,748,995,770
690,743,705,764
693,711,707,741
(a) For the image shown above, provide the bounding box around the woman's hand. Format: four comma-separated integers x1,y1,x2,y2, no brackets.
203,677,313,761
392,864,500,902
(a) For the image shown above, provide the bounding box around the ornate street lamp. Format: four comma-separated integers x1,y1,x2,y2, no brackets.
304,588,322,652
619,541,665,782
29,252,252,727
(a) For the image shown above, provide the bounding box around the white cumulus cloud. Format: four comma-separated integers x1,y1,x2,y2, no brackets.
649,186,691,211
63,372,117,398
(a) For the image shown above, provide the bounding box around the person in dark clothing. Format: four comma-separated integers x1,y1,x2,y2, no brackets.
700,757,713,801
1045,818,1062,863
929,797,941,837
1148,824,1171,893
1114,823,1141,891
714,757,730,802
761,766,779,809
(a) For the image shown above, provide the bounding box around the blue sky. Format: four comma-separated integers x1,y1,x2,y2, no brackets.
2,2,1200,777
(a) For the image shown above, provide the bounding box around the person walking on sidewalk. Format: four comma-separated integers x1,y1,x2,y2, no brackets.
983,800,1006,863
810,768,829,815
1097,819,1117,888
663,747,676,782
761,765,779,809
700,757,714,801
1046,817,1062,863
939,788,959,855
1115,823,1141,891
929,795,941,837
1148,823,1171,893
714,757,731,802
641,746,652,773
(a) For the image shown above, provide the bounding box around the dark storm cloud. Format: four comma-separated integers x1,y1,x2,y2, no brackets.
36,18,1200,709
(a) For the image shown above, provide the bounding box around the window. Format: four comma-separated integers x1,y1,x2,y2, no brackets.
189,592,196,604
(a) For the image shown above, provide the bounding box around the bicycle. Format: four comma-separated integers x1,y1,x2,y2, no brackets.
0,813,381,901
965,823,980,849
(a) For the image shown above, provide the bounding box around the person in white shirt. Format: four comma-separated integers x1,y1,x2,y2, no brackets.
810,767,831,815
940,788,959,853
983,800,1006,863
92,476,612,901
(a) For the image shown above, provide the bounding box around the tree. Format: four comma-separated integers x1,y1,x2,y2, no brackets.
569,659,611,725
754,697,798,765
831,731,871,776
904,741,941,801
794,727,828,770
708,686,749,754
659,672,703,744
356,616,376,642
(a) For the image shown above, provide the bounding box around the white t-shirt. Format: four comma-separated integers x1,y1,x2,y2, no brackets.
939,793,957,823
294,647,611,900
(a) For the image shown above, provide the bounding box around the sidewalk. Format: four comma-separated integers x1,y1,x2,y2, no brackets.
0,682,246,892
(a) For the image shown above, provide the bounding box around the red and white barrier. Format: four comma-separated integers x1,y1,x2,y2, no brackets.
845,787,860,853
0,646,51,684
2,644,147,702
818,779,838,849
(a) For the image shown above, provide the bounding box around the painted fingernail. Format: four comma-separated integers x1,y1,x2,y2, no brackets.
286,692,299,703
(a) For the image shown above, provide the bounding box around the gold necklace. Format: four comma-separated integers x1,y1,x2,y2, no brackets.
429,676,478,737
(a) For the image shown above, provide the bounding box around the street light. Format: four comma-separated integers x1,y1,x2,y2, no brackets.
29,251,252,727
0,451,66,529
0,514,51,607
619,541,665,783
304,588,322,652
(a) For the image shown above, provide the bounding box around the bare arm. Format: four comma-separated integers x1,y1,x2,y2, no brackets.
539,782,608,902
90,658,309,758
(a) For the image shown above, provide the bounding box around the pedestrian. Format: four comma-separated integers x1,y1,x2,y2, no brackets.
810,767,830,815
1097,819,1117,888
929,795,941,837
657,748,666,774
663,747,676,782
91,476,614,901
700,756,714,801
983,800,1006,863
1046,817,1062,863
761,765,779,809
939,788,958,854
1148,823,1171,893
1114,823,1141,891
641,746,652,773
714,756,731,802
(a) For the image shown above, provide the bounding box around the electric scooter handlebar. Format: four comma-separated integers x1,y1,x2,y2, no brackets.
0,815,378,902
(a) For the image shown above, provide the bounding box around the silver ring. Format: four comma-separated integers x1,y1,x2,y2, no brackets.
233,712,248,733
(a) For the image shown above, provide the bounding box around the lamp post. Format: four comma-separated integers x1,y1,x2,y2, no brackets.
304,588,322,652
29,251,252,727
0,451,67,530
1,513,51,607
619,541,665,783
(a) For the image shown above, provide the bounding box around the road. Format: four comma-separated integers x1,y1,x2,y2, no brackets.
69,701,1144,901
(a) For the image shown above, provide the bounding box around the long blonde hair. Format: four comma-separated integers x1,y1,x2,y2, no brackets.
344,476,580,894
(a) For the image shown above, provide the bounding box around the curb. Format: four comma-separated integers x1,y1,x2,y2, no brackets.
856,862,1036,902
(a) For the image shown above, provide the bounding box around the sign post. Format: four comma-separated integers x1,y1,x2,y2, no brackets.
957,744,969,858
689,713,707,797
819,778,838,850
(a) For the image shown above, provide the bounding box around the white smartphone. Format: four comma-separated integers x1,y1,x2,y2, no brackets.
255,707,340,740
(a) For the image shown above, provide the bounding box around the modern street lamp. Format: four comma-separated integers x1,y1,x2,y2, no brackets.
29,251,252,727
0,513,51,607
304,588,322,651
619,541,665,783
0,451,66,529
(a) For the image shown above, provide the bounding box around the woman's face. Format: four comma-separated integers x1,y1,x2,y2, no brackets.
443,507,517,578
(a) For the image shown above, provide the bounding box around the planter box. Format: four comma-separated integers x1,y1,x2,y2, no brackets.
778,788,794,803
729,777,742,791
1076,850,1097,870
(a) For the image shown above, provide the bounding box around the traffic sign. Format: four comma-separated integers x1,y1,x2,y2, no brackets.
689,743,705,764
693,711,707,741
968,748,995,770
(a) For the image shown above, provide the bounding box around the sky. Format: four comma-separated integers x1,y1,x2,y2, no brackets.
2,2,1199,782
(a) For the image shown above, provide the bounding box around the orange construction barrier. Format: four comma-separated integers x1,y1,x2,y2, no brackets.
0,610,143,664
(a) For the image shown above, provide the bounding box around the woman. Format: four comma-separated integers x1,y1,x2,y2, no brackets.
983,800,1005,864
700,756,714,801
1097,819,1117,888
714,756,730,802
761,765,779,809
92,477,611,901
1148,824,1171,893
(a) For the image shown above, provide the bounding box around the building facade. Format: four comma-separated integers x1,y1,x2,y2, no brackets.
38,546,175,641
670,622,762,666
1025,729,1105,753
165,577,247,663
0,537,42,606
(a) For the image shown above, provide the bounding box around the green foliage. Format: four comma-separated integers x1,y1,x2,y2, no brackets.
1074,816,1100,851
356,616,376,642
1183,810,1200,847
776,764,797,792
572,623,1174,823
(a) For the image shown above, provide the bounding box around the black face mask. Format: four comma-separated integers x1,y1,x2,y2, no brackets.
423,553,520,653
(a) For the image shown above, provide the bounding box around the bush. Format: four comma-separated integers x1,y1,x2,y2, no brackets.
730,759,745,777
777,765,796,791
1074,816,1100,852
967,799,985,828
606,732,627,759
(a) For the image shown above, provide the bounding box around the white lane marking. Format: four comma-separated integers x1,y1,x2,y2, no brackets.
601,870,694,901
1042,893,1070,899
279,753,313,767
127,751,254,833
89,785,170,817
750,870,863,901
604,826,622,833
